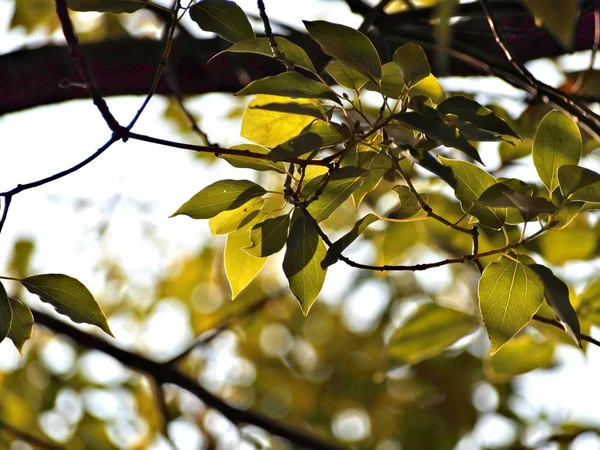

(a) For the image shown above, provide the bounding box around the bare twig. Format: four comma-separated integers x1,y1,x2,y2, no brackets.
533,314,600,348
573,2,600,93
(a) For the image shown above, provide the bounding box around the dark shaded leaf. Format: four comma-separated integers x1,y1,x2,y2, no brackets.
245,214,291,257
190,0,255,43
322,213,379,268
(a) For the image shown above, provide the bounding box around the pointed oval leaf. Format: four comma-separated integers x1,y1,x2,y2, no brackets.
236,72,341,104
241,95,323,147
7,298,33,354
208,197,264,235
408,74,446,104
283,210,327,315
245,214,291,257
366,62,406,98
223,144,286,173
322,213,379,268
67,0,146,12
220,37,317,74
351,151,391,208
225,213,269,299
388,303,478,366
529,264,581,347
478,256,545,354
171,179,266,220
190,0,255,43
270,120,343,160
21,274,113,336
303,20,381,82
0,282,12,343
388,185,424,220
533,110,581,193
393,43,431,87
558,165,600,202
325,60,369,91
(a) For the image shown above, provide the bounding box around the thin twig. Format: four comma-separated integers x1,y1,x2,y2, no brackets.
0,418,65,450
533,314,600,348
0,196,12,235
359,0,393,33
256,0,294,70
573,2,600,93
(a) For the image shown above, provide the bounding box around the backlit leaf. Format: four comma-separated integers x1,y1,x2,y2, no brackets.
393,43,430,86
351,150,391,208
7,298,33,353
322,213,379,268
388,303,478,365
0,282,12,343
190,0,255,43
366,62,406,98
209,198,264,235
533,110,581,193
171,179,266,220
325,60,369,91
478,256,545,354
387,185,424,220
245,214,291,257
487,334,554,381
304,20,381,81
408,74,446,104
222,144,286,173
283,209,327,315
271,120,342,160
21,274,113,336
558,165,600,202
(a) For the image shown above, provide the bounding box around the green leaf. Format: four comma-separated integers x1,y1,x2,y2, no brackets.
478,182,554,222
241,95,324,147
558,165,600,202
439,157,505,229
0,282,12,343
388,303,478,365
387,185,425,220
538,215,596,265
220,37,317,74
366,62,406,98
408,74,446,104
171,179,266,220
270,120,343,160
225,214,268,299
303,20,381,82
67,0,146,13
478,256,545,354
351,150,391,208
488,334,554,380
190,0,255,43
392,106,482,163
529,264,581,347
208,197,264,235
305,167,366,222
283,209,328,315
222,144,286,173
21,274,113,336
437,97,519,138
322,213,379,268
393,43,431,87
236,72,341,104
245,214,291,257
325,60,369,91
7,298,33,354
523,0,578,49
533,110,582,193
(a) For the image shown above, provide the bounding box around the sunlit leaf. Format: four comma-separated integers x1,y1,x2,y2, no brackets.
477,182,554,222
190,0,255,43
0,282,12,343
558,165,600,202
220,37,317,73
529,264,581,346
351,150,391,208
387,185,425,220
523,0,578,48
209,198,264,235
222,144,286,173
21,274,113,336
478,256,545,354
283,209,327,315
322,213,379,268
408,74,446,104
7,298,33,353
538,215,596,265
366,62,406,98
388,303,478,365
67,0,147,13
304,20,381,81
533,110,581,193
393,43,430,86
245,214,291,257
171,179,266,220
487,334,554,381
241,95,323,147
271,120,342,160
325,60,369,91
236,72,340,104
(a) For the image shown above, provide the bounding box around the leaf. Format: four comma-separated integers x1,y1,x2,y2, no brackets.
558,165,600,202
437,97,519,138
538,215,596,265
305,167,366,222
478,183,554,222
351,151,391,208
225,214,268,299
67,0,147,13
190,0,255,43
393,43,431,87
439,157,505,229
408,74,446,104
388,303,478,366
21,274,113,336
283,209,328,315
0,282,12,343
478,256,545,354
241,95,323,147
171,179,266,220
488,334,554,381
303,20,381,82
271,120,343,160
533,110,581,193
222,144,286,173
322,213,379,268
325,60,369,91
523,0,578,49
208,198,264,235
392,106,482,163
245,214,291,258
366,62,406,98
7,298,33,354
529,264,581,347
236,72,341,104
387,185,424,220
220,37,317,74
